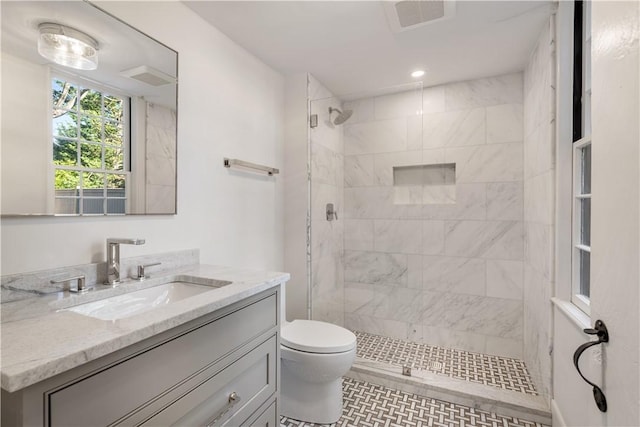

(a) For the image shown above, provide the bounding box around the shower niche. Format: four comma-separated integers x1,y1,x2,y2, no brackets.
393,163,456,205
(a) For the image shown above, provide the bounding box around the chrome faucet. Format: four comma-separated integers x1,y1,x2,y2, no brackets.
106,238,145,286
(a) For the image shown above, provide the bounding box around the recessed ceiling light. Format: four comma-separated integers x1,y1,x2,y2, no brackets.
411,70,425,78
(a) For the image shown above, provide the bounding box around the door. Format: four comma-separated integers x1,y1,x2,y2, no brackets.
551,2,639,426
589,1,639,426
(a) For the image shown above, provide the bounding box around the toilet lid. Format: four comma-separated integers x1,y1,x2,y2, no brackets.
282,320,356,354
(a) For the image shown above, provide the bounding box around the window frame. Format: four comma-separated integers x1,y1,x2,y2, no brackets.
50,71,131,215
570,0,592,314
572,137,591,313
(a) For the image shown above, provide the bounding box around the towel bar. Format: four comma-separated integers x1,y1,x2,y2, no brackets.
223,158,279,176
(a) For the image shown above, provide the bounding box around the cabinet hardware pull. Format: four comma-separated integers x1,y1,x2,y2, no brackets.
572,319,608,412
206,392,241,427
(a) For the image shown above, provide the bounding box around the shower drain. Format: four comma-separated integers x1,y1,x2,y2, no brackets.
425,361,444,371
401,361,444,376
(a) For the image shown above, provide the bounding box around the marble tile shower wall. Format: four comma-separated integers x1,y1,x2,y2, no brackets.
309,75,345,326
523,19,555,400
145,103,177,212
342,73,525,358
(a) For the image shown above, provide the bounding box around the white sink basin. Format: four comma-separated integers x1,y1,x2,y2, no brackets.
66,282,214,321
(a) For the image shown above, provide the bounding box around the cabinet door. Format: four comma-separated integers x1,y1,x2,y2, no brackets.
140,335,277,427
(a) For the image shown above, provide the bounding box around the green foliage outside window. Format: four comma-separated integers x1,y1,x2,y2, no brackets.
52,79,125,190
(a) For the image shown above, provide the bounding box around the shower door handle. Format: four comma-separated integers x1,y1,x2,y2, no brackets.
572,319,609,412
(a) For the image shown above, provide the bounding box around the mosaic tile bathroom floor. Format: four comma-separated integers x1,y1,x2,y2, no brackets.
354,332,537,395
280,377,549,427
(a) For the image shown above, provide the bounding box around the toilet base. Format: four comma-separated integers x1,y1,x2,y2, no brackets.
281,368,343,424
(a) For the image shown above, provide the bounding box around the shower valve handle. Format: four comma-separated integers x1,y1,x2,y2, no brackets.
326,203,338,221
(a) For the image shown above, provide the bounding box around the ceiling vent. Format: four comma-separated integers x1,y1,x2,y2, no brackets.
121,65,176,86
383,0,456,33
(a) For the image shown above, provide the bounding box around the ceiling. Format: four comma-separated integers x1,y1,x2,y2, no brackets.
184,0,553,98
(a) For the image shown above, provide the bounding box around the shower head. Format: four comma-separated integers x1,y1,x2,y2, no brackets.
328,107,353,125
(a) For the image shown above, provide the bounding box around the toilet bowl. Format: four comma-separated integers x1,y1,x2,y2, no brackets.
280,319,357,424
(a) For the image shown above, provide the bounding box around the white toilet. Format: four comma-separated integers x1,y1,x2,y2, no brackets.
280,317,357,423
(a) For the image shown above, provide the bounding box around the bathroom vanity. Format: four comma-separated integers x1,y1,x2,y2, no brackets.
1,260,288,426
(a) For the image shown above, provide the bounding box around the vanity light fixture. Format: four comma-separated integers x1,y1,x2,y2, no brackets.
411,70,425,78
37,23,99,70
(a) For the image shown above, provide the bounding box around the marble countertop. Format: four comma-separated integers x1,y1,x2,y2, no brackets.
1,264,289,393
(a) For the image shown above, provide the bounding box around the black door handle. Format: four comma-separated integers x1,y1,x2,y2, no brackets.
572,319,608,412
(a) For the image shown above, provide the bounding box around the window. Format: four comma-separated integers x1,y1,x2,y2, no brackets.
571,0,591,313
52,75,129,215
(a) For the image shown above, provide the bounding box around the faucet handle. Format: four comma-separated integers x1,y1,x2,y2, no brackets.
107,238,146,245
51,275,88,294
136,262,161,281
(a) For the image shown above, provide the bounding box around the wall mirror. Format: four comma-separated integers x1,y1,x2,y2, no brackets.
1,1,178,216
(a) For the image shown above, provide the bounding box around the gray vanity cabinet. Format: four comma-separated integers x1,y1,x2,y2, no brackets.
1,287,281,427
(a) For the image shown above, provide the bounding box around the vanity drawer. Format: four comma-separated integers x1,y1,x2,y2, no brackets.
48,293,277,427
140,335,277,426
241,399,278,427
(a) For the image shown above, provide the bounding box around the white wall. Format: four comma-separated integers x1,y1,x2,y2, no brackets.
1,53,50,214
1,1,285,275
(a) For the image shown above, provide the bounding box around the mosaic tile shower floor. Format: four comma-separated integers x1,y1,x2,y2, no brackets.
354,332,537,395
280,377,549,427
